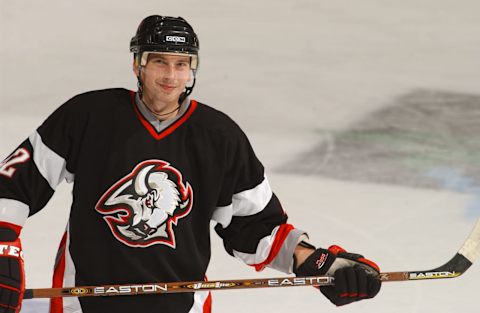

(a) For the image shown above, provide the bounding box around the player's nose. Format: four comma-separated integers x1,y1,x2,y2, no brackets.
161,65,176,80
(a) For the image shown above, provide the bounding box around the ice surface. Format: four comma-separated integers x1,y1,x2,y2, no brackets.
1,0,480,312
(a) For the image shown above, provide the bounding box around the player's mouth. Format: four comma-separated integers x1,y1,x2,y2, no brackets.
158,84,177,92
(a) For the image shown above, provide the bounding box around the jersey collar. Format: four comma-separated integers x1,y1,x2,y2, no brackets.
130,91,197,141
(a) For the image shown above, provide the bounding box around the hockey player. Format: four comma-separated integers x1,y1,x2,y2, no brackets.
0,15,381,313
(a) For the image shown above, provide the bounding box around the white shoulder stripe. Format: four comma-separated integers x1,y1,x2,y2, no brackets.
232,175,272,216
212,176,273,228
0,198,29,226
29,131,74,189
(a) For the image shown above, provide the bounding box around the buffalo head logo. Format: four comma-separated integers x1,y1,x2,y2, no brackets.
95,160,193,248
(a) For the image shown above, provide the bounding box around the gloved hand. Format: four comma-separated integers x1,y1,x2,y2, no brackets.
0,227,25,313
294,245,381,306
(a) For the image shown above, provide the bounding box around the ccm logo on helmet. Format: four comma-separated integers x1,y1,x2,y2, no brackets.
165,35,186,43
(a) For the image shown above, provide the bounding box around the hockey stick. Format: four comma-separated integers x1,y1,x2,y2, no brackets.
23,219,480,299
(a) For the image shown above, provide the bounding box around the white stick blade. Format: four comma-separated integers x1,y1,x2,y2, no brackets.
458,219,480,263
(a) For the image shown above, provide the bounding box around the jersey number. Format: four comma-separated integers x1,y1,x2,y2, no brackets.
0,148,31,178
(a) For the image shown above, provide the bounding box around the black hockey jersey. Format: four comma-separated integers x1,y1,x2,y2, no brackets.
0,88,305,313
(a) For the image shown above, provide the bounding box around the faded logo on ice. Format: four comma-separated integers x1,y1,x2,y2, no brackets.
95,160,193,248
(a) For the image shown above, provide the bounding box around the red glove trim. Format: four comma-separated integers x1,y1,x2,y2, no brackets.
0,221,22,237
0,303,20,310
0,237,25,313
327,245,380,272
0,283,21,293
358,257,380,272
340,292,357,298
327,245,346,255
340,292,368,299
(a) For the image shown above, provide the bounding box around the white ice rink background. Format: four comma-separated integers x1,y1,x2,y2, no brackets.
1,0,480,312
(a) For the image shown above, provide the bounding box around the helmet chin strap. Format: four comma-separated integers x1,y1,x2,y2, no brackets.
179,73,196,104
136,65,145,98
137,77,144,98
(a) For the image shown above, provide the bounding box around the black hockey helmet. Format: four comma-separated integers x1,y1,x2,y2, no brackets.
130,15,199,70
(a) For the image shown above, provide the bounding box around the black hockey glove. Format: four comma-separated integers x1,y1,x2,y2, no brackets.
0,227,24,313
294,245,381,306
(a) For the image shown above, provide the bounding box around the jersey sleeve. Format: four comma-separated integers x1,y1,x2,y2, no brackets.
0,97,82,235
212,123,307,274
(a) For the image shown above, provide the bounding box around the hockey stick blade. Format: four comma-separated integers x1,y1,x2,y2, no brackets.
380,218,480,282
23,219,480,299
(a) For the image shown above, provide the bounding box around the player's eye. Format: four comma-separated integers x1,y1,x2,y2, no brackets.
153,59,166,64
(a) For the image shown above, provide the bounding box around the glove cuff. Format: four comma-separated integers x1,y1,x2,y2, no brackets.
294,247,336,276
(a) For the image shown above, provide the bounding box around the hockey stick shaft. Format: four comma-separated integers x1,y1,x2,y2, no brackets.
24,276,333,299
24,219,480,299
19,273,414,299
20,269,466,299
